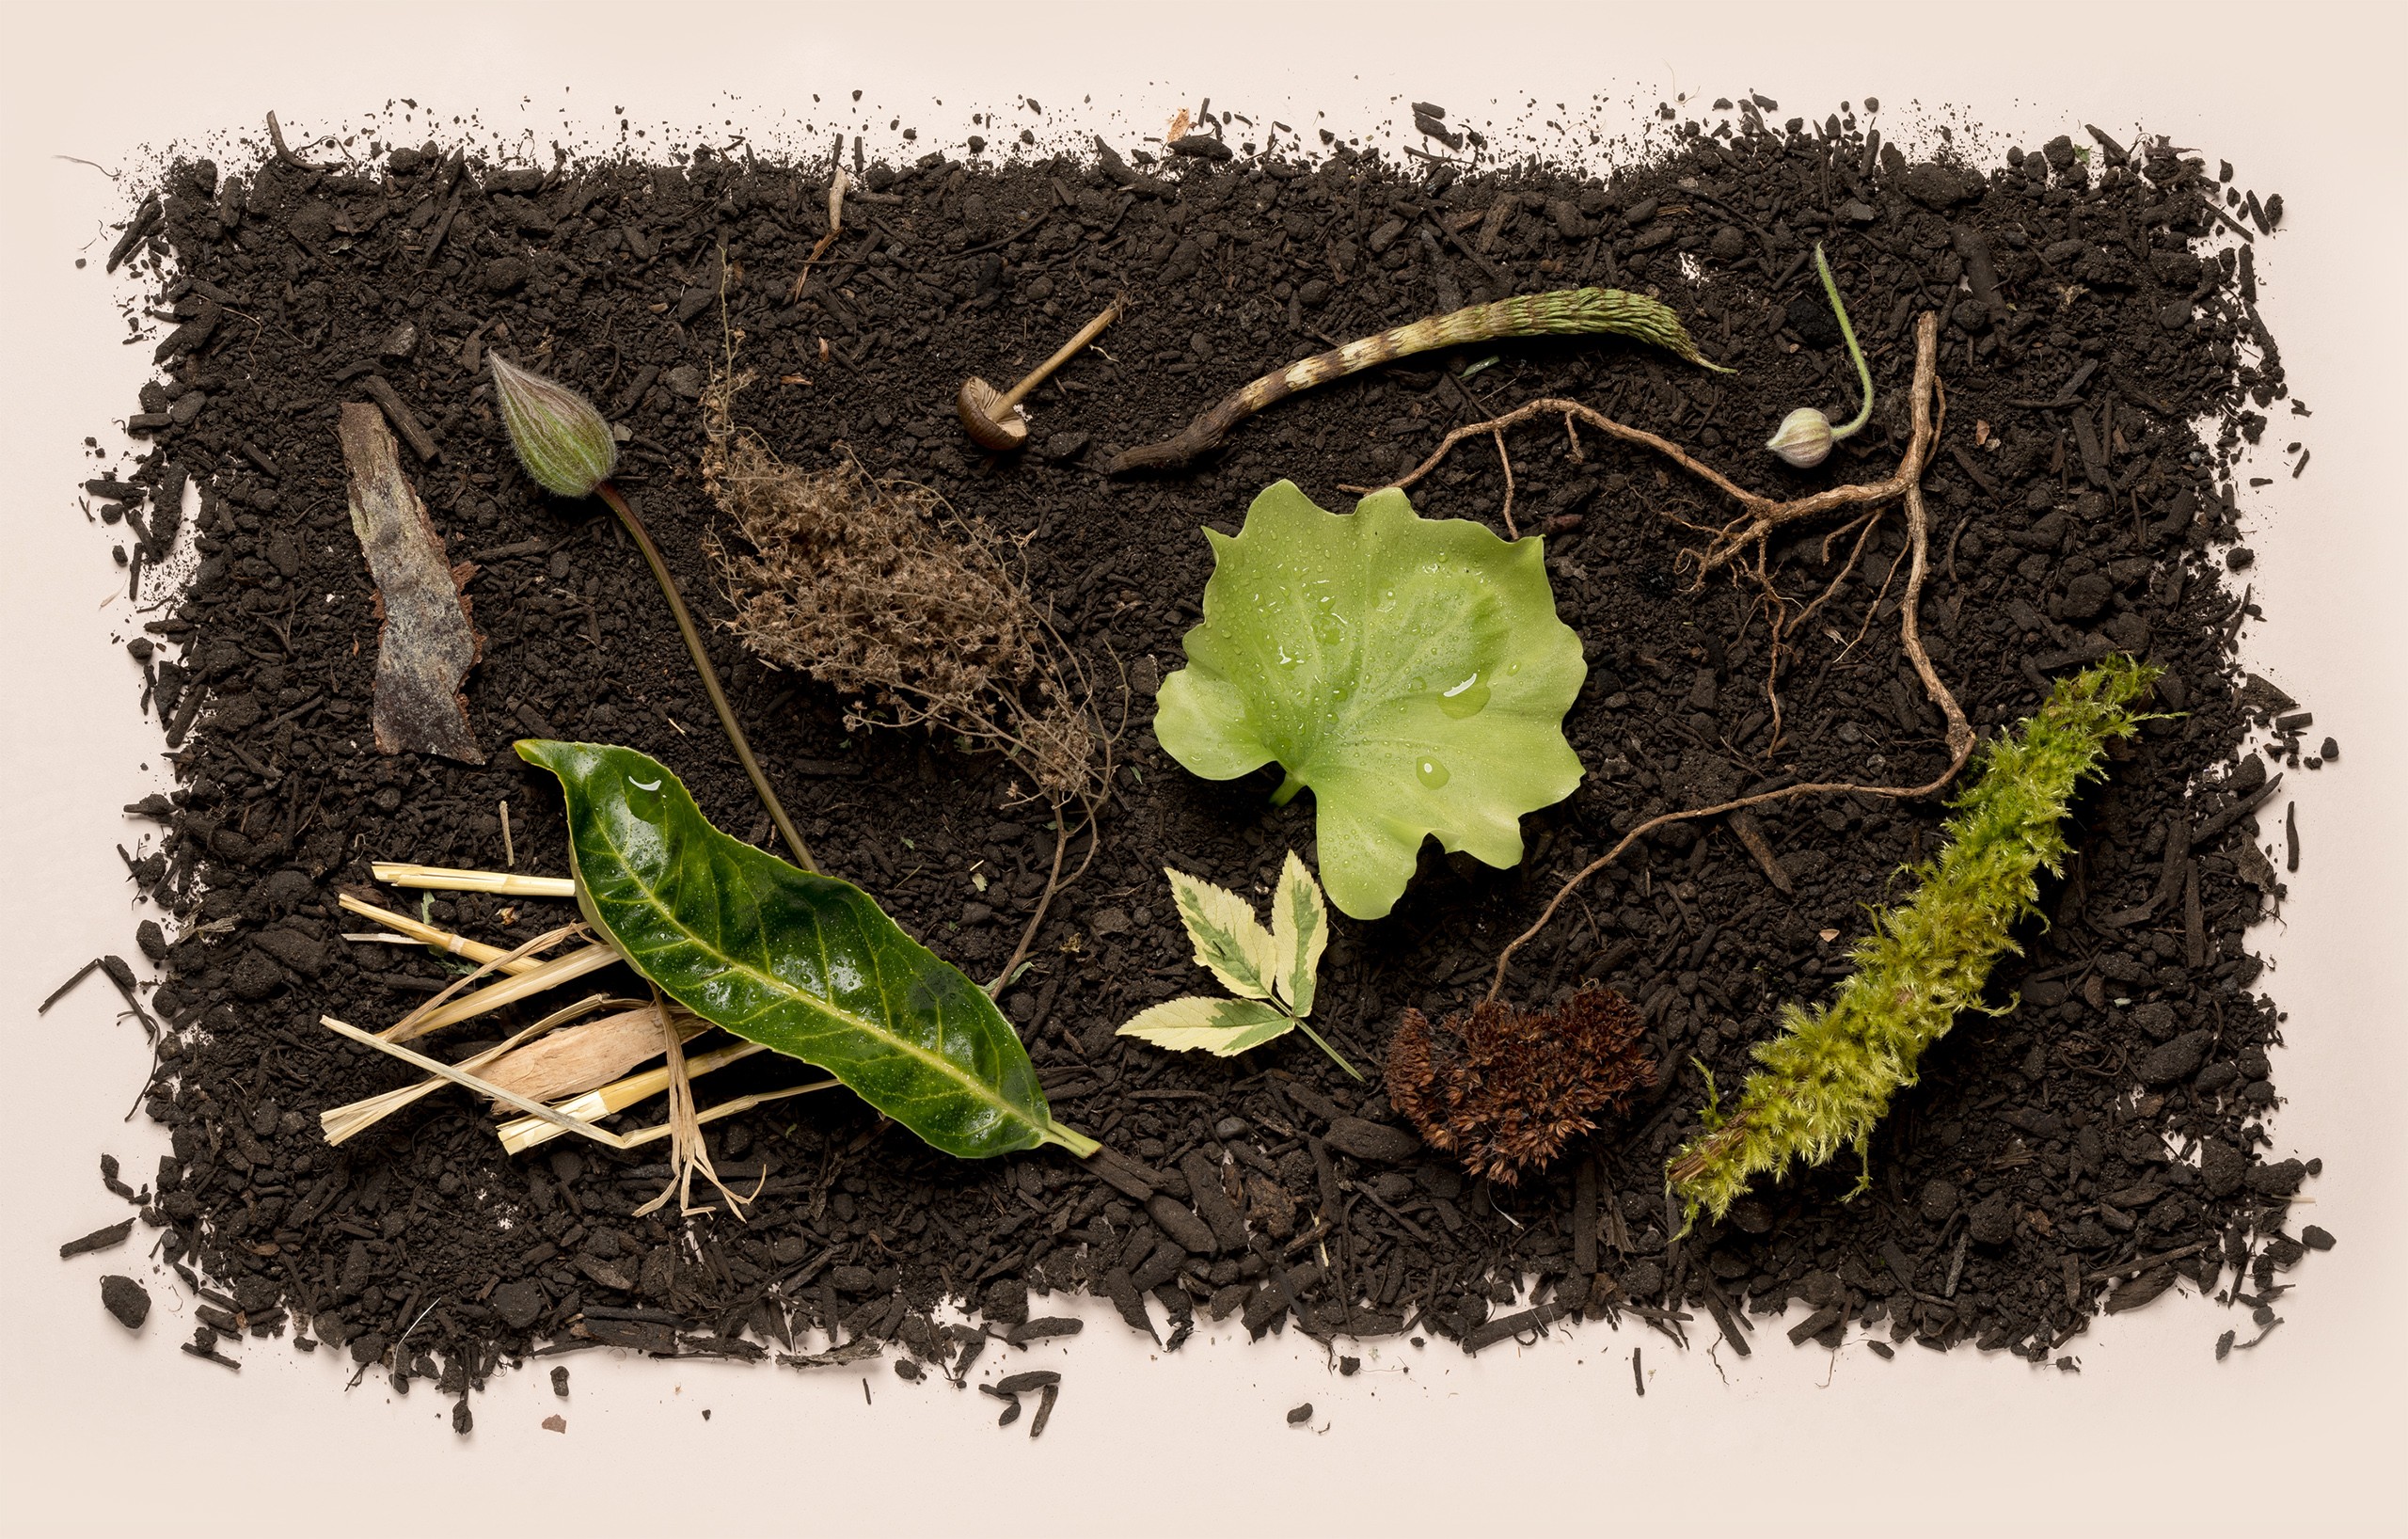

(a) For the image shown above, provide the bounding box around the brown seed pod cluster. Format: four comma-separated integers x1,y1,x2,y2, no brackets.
1384,987,1654,1184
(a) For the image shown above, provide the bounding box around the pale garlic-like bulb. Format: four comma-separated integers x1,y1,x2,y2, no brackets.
1765,405,1836,468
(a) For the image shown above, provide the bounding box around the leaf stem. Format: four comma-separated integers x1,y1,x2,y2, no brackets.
1269,772,1306,806
1291,1017,1365,1082
1816,243,1876,442
1040,1121,1101,1158
593,480,816,873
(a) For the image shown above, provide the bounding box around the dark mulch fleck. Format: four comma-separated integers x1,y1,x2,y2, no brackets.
102,1274,151,1330
79,103,2322,1419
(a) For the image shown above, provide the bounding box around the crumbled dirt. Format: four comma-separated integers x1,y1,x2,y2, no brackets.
78,104,2325,1410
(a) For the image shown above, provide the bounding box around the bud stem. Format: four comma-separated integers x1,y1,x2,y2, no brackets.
1815,243,1876,443
593,481,816,873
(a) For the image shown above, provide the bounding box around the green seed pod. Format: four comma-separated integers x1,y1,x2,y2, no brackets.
490,354,617,498
1764,405,1836,468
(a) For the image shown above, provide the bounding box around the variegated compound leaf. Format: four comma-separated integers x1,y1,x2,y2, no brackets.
1164,866,1278,1000
1120,850,1360,1080
1118,996,1293,1057
1269,849,1327,1017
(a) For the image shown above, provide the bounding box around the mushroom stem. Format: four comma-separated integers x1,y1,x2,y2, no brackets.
995,294,1125,414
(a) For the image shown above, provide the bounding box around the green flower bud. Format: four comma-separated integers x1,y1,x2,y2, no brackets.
490,353,618,498
1764,405,1835,468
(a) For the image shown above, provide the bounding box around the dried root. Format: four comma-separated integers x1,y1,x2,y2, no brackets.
1385,987,1653,1184
1425,312,1980,1004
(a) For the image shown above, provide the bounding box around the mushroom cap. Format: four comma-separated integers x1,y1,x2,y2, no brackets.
955,376,1029,452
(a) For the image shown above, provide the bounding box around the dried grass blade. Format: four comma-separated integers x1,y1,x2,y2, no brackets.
495,1039,768,1154
321,1015,636,1150
381,923,585,1040
372,862,577,898
338,892,545,974
319,992,626,1145
390,943,623,1041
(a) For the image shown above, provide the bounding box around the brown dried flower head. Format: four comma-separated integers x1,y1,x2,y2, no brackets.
1384,987,1653,1184
701,374,1102,804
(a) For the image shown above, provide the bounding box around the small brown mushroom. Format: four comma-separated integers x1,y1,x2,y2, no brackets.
956,294,1125,452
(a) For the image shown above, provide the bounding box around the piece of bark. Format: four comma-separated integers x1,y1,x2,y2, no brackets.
360,375,441,464
339,402,483,762
481,1007,707,1108
1727,809,1793,894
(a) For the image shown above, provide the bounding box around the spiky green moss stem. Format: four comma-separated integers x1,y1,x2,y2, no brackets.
1666,658,2157,1224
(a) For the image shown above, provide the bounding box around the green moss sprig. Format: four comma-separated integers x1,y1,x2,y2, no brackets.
1667,658,2157,1223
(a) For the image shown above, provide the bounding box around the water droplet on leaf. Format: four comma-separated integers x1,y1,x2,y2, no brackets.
1438,674,1490,719
1416,757,1450,789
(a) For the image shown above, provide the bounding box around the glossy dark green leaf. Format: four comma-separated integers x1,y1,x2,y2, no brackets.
516,740,1095,1159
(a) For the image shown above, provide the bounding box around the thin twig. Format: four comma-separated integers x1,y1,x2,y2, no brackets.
1380,315,1944,584
1374,396,1766,512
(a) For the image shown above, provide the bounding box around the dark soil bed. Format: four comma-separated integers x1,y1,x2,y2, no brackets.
79,102,2327,1415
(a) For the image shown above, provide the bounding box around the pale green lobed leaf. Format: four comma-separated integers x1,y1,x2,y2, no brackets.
1164,865,1278,999
1153,481,1585,920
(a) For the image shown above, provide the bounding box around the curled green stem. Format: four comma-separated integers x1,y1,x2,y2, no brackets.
593,480,816,873
1816,243,1876,442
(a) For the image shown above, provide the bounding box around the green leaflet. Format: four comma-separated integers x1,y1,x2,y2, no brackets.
1268,849,1326,1016
516,740,1095,1159
1153,481,1586,920
1117,996,1294,1055
1164,865,1279,999
1117,852,1359,1079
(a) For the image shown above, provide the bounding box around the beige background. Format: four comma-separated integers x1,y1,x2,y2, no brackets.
3,4,2402,1535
